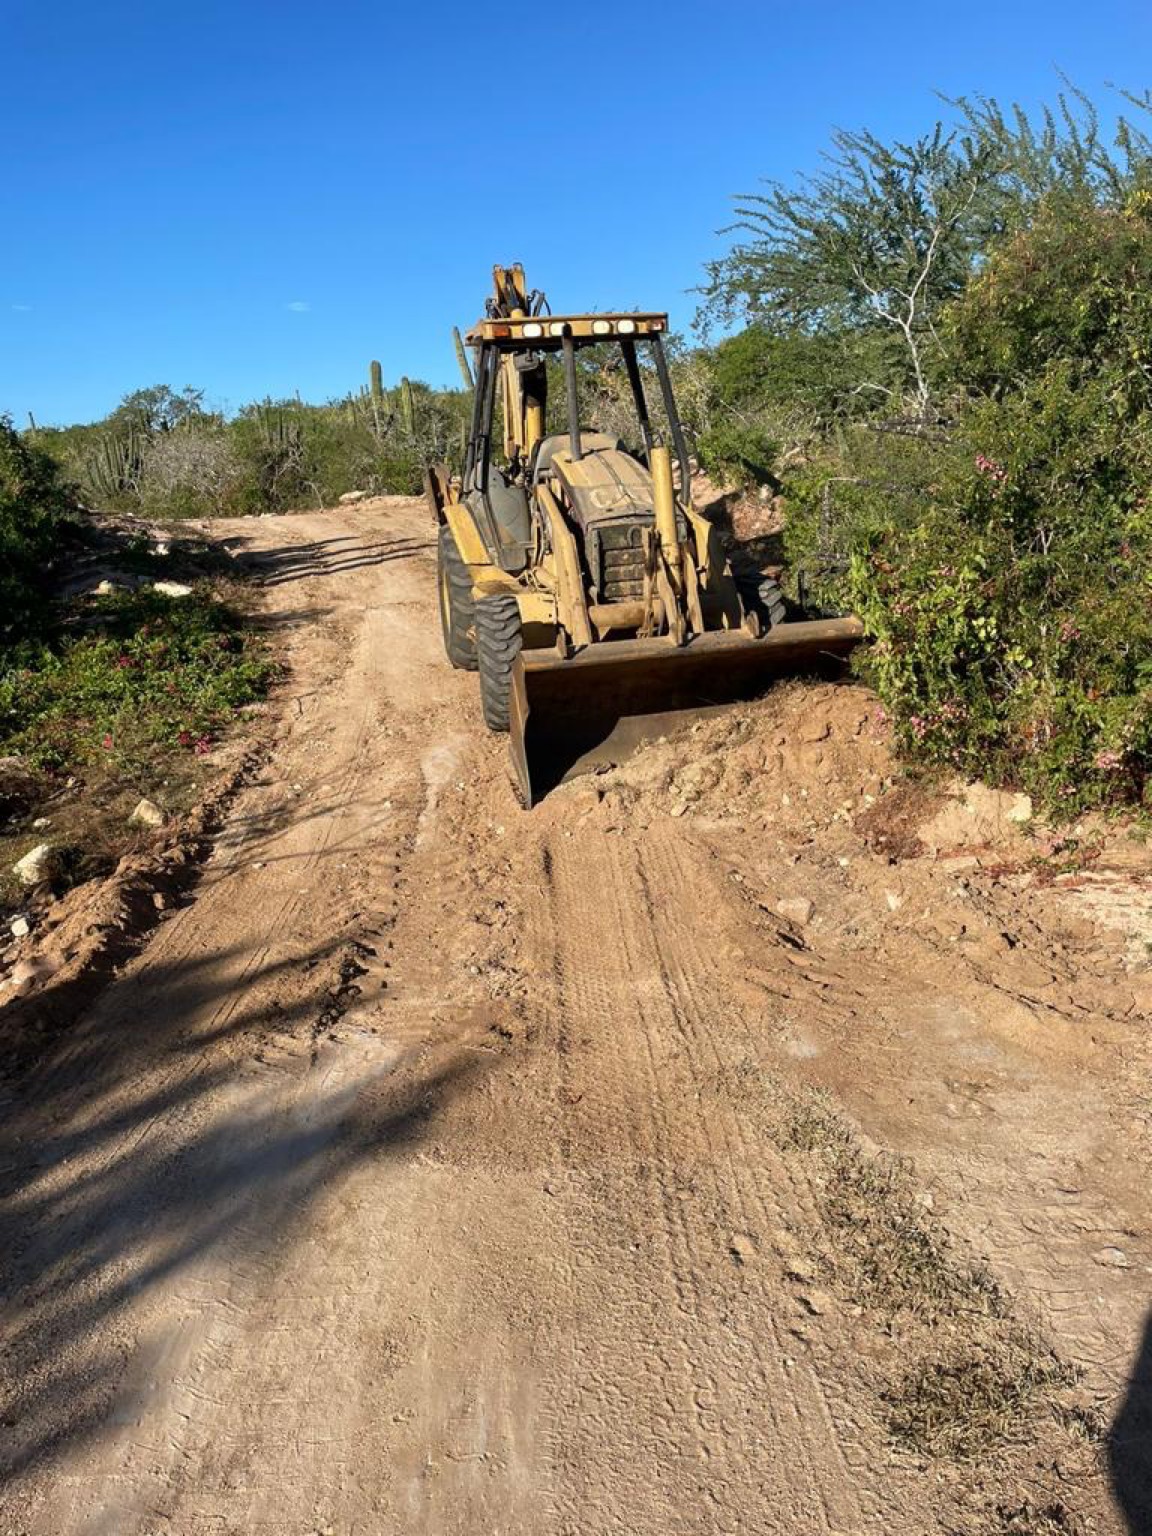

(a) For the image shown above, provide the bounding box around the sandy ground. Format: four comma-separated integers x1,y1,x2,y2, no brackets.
2,499,1151,1535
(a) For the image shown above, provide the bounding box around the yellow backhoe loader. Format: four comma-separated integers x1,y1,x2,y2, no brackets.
426,266,863,805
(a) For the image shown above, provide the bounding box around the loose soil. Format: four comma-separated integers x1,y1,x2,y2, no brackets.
2,499,1150,1535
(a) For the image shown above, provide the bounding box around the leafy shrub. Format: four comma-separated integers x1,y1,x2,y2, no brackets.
782,194,1152,814
0,417,76,643
695,418,779,488
0,588,276,777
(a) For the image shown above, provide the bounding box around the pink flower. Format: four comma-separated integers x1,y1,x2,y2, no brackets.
102,734,113,750
975,453,1007,482
193,735,213,756
1095,749,1124,772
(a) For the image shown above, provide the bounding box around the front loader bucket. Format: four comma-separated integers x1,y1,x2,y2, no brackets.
509,616,865,807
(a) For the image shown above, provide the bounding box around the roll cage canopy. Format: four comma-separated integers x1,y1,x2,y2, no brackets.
463,317,691,501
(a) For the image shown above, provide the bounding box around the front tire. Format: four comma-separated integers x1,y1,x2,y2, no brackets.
736,570,789,629
438,525,477,670
475,593,522,732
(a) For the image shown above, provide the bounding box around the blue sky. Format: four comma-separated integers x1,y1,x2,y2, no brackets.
2,0,1148,425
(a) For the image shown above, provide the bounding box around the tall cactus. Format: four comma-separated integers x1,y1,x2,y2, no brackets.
452,328,474,391
400,376,415,435
83,429,146,503
368,361,385,440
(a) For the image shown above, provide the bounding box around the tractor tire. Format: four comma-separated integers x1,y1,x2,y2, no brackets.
475,593,522,733
737,571,789,630
437,524,477,671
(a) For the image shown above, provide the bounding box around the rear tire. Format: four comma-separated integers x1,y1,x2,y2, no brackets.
737,571,789,629
438,525,477,670
475,593,522,732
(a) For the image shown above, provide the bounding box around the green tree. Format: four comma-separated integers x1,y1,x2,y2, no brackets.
0,416,75,642
702,85,1152,420
110,384,208,435
701,126,1003,415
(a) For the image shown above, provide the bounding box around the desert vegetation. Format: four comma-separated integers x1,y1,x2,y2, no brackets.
29,374,474,519
0,417,275,902
698,85,1152,815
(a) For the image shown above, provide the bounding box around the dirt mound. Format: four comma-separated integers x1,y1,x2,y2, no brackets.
582,680,896,829
574,682,1048,879
0,737,270,1073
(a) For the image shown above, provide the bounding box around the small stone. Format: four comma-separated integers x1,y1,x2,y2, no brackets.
885,890,903,912
338,489,369,504
152,892,167,911
1092,1246,1132,1269
4,956,52,997
129,798,166,828
10,916,31,938
95,578,122,596
13,843,58,887
729,1235,756,1266
777,896,814,927
785,1257,819,1284
798,1288,835,1316
151,580,193,598
31,817,50,829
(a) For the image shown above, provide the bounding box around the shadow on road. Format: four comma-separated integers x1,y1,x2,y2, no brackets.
1112,1310,1152,1534
0,929,495,1485
223,532,433,587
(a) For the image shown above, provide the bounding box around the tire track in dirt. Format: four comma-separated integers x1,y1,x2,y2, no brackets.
632,833,872,1530
523,827,917,1534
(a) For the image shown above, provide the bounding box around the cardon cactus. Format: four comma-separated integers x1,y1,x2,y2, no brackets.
370,360,384,402
253,403,303,455
400,377,415,435
452,328,474,391
84,429,146,501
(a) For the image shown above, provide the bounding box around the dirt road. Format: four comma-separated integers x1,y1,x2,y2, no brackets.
2,500,1151,1534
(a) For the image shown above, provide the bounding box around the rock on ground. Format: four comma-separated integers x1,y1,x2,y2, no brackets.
12,843,59,887
777,895,815,926
129,798,166,828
